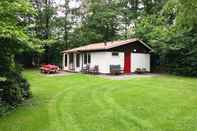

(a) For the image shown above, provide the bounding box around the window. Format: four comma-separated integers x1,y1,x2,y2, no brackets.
88,54,91,63
83,53,91,64
69,54,73,63
76,54,80,67
84,53,87,64
65,54,67,67
112,52,119,56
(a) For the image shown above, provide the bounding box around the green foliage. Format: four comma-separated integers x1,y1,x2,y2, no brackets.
0,74,30,104
164,30,197,76
80,0,120,43
0,0,33,110
41,40,63,65
135,0,197,76
141,0,167,15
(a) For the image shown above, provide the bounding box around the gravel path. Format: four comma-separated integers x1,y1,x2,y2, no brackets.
99,73,159,80
44,71,75,77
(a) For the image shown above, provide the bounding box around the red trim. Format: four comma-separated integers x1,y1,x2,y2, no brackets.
124,50,131,73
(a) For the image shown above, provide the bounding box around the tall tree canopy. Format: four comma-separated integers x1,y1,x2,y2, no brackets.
135,0,197,76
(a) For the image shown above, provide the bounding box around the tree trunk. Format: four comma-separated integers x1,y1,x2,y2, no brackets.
64,0,69,49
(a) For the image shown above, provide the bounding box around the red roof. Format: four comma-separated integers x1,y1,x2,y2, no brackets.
63,38,152,53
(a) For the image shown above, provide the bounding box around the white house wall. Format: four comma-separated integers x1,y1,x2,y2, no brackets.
90,52,109,73
63,52,151,73
63,53,69,70
131,53,150,72
90,52,124,74
108,52,124,69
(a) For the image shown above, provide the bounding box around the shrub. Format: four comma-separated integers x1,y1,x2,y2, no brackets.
0,73,31,106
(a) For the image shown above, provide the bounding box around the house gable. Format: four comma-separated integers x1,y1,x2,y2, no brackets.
109,41,151,53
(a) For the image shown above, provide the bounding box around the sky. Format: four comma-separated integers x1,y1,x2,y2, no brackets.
55,0,80,8
55,0,80,16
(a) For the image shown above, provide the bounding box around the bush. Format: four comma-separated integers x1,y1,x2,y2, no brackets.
0,73,31,106
0,102,15,116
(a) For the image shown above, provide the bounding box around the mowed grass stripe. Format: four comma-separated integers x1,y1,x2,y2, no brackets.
0,70,197,131
90,82,135,130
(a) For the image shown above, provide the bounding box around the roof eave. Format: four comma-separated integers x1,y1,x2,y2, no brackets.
62,39,154,53
138,40,154,52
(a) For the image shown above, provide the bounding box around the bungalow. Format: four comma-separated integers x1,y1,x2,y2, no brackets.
62,38,153,74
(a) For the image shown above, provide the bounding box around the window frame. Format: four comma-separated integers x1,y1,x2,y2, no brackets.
83,53,91,64
76,54,80,67
69,54,73,63
88,54,91,64
65,54,67,67
112,52,119,56
84,53,87,64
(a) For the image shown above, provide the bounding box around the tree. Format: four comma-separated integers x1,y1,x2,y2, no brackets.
71,0,120,45
118,0,140,38
0,0,34,108
134,0,197,76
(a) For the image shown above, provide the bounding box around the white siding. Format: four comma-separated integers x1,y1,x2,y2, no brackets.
90,52,109,73
63,53,69,70
131,53,150,72
63,52,151,74
109,52,124,68
90,52,124,74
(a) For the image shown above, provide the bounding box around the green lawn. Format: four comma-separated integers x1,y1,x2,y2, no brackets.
0,70,197,131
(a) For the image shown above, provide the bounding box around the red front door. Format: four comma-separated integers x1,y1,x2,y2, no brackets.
124,50,131,73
